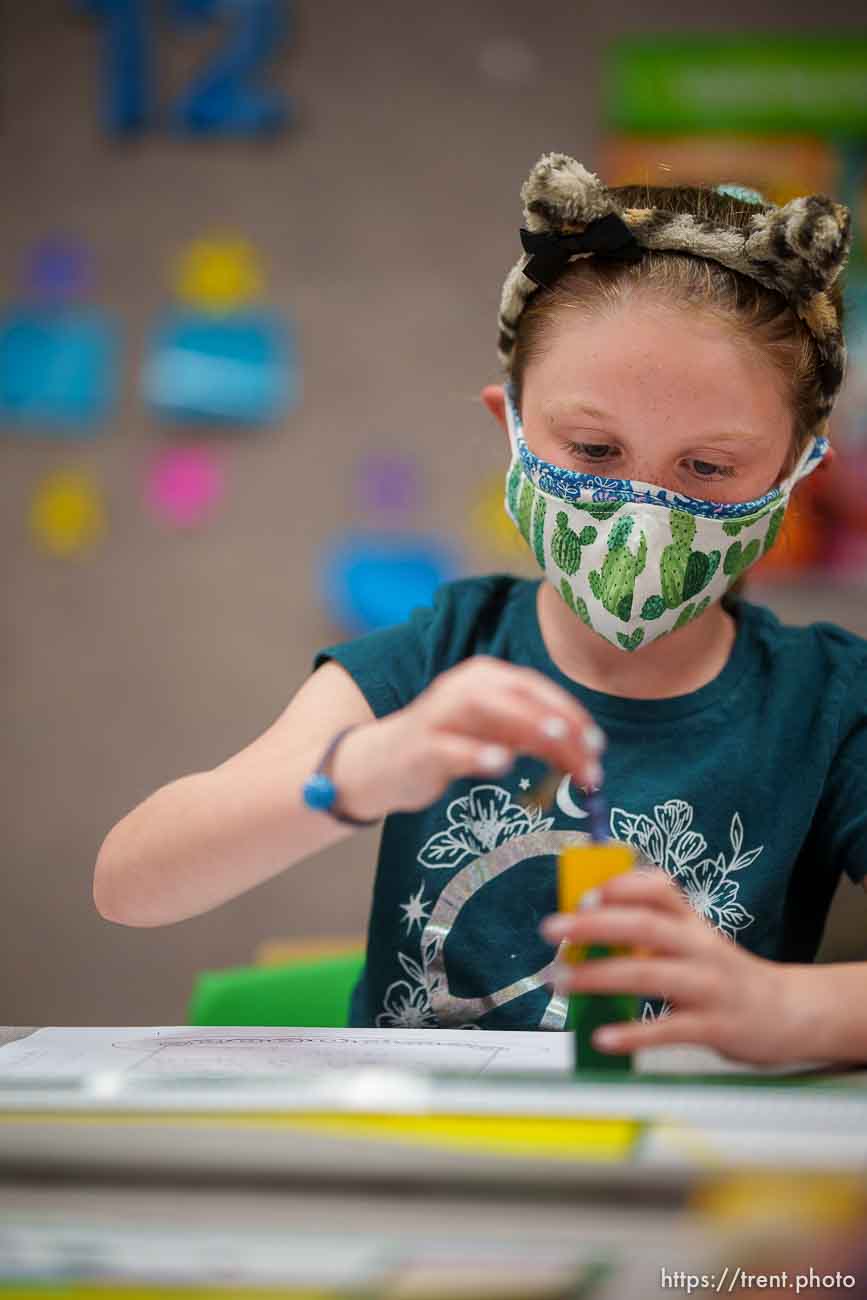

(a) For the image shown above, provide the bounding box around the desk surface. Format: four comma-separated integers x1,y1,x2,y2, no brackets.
2,1028,863,1300
3,1025,867,1190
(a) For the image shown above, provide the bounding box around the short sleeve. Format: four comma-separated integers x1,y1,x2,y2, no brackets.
310,573,526,721
311,600,441,720
816,652,867,886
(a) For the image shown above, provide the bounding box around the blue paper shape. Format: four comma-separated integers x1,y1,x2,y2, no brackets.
142,309,295,424
0,308,119,433
318,531,461,633
81,0,153,134
169,0,292,135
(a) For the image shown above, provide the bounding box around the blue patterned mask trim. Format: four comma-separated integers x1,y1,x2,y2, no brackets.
505,384,828,521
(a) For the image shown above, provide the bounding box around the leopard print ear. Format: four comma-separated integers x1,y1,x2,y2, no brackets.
498,153,621,366
520,153,617,233
746,195,851,301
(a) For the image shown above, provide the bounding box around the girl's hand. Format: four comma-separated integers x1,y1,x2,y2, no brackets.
539,869,799,1066
332,656,606,821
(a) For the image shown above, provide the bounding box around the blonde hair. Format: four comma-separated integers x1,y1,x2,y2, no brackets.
509,184,844,477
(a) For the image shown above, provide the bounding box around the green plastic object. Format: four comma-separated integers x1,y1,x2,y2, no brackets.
188,950,365,1028
566,945,638,1073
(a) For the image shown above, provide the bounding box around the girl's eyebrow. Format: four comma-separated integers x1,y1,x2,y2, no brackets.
691,431,767,447
544,400,616,423
544,402,767,447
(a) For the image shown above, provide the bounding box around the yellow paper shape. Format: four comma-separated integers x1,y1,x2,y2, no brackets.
0,1108,642,1165
268,1111,641,1163
557,841,635,962
469,475,527,556
174,237,264,312
29,469,105,556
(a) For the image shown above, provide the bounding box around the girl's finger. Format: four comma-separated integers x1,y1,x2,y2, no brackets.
540,905,701,957
552,955,717,1007
597,869,696,918
590,1011,715,1055
437,659,604,754
427,682,602,785
503,665,606,744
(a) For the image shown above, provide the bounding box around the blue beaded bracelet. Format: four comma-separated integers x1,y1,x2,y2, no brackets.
301,725,379,827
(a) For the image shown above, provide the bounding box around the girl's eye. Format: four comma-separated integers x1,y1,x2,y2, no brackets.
566,442,615,462
688,459,736,479
564,443,737,482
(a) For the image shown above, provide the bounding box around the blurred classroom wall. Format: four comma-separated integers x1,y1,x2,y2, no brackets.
2,1,866,1026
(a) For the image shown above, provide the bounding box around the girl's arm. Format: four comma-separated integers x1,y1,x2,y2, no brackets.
93,660,377,927
94,656,605,929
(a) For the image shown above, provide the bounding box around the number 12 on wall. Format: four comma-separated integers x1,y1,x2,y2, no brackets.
82,0,293,135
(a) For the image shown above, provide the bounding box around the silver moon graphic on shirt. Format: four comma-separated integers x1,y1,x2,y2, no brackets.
419,828,595,1029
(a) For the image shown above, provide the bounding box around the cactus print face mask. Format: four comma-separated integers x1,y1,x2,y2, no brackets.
503,385,829,652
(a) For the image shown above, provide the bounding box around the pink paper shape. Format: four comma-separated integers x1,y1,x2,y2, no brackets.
145,445,225,527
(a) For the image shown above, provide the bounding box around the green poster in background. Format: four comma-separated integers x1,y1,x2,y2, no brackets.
605,37,867,135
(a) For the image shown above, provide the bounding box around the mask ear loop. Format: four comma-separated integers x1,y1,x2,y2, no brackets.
504,381,527,461
779,433,831,494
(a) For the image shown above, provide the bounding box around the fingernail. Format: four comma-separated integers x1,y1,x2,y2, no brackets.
580,887,601,910
540,716,568,739
592,1027,621,1051
539,914,571,941
585,725,606,754
479,744,510,772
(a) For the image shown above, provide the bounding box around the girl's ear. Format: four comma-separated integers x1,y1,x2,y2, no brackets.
481,384,507,430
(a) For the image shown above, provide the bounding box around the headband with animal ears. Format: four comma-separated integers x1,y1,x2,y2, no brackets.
497,152,851,424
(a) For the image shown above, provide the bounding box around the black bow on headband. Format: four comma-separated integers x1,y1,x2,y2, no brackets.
520,213,643,288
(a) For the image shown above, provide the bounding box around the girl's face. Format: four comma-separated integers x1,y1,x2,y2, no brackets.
517,300,795,504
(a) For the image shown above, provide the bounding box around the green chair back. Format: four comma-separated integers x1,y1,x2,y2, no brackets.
188,950,365,1028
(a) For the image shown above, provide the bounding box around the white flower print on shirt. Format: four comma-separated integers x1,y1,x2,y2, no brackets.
609,802,758,938
608,800,760,1018
376,952,438,1028
678,854,754,937
417,784,555,870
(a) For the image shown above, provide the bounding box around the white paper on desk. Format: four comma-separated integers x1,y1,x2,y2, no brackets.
0,1025,572,1082
0,1027,829,1088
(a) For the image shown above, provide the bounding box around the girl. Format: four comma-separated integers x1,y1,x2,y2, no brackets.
95,154,867,1065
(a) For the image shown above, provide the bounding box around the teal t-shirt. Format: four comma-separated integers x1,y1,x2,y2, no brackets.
312,575,867,1031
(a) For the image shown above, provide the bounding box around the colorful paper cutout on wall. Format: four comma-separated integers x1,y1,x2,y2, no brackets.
469,474,527,557
356,453,421,515
144,444,225,528
174,238,265,313
83,0,291,137
0,308,119,433
27,238,91,307
29,469,106,556
836,273,867,450
141,309,294,424
601,135,838,208
318,531,460,633
168,0,291,135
